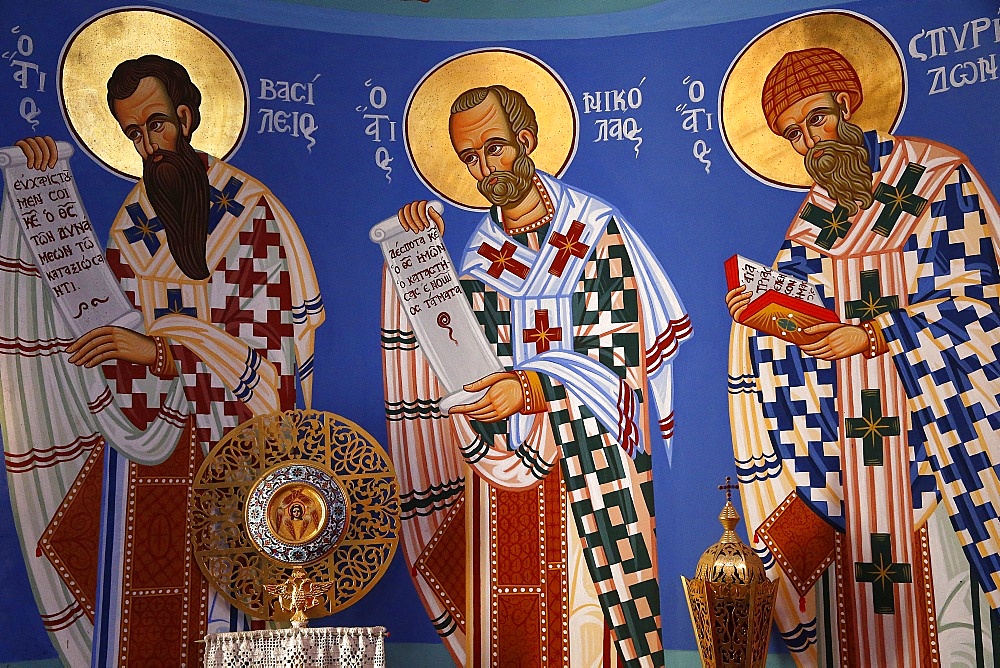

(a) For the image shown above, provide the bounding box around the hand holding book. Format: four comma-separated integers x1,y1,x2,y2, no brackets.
724,254,839,345
724,255,884,358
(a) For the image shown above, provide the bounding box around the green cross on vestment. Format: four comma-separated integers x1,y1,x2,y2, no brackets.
844,269,899,321
871,162,927,236
845,389,900,466
854,533,912,614
798,202,853,250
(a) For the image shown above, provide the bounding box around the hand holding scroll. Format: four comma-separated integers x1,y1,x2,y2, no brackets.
448,371,524,422
66,326,157,368
397,200,445,235
15,136,59,171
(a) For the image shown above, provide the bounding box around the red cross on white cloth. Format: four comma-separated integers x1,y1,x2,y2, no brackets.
523,309,562,354
547,221,590,277
477,240,531,280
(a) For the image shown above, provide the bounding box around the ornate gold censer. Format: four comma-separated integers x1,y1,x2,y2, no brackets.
681,478,778,667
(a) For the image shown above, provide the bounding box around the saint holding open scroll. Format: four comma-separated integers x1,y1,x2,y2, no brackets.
377,49,692,668
1,141,142,337
0,14,324,666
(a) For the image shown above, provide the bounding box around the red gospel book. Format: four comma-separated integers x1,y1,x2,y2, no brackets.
725,254,839,345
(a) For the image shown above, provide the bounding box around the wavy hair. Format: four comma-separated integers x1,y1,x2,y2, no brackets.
451,85,538,139
107,55,202,135
804,111,874,216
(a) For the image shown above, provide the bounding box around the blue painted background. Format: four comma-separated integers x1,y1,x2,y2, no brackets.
1,0,998,662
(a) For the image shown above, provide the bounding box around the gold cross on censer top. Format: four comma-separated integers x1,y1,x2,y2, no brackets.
681,472,777,667
719,476,738,502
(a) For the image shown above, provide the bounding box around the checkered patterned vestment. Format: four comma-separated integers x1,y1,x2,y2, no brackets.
94,156,324,662
729,132,1000,666
104,160,324,447
0,154,324,666
383,172,690,667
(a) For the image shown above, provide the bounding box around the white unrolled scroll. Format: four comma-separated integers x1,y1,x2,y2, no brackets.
370,202,504,414
0,142,143,338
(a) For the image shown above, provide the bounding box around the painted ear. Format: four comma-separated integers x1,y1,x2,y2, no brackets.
177,105,194,137
835,92,853,121
518,129,537,155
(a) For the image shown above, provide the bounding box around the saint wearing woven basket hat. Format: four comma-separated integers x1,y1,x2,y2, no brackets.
721,11,1000,667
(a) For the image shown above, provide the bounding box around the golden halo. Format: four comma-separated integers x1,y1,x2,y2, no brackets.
719,10,905,190
59,7,248,180
405,48,578,210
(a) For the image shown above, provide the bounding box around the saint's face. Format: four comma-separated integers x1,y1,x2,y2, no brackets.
113,76,188,162
449,95,523,186
776,91,847,157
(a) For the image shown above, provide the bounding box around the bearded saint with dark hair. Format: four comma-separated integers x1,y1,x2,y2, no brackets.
3,54,325,666
109,55,210,279
107,54,203,132
728,46,1000,667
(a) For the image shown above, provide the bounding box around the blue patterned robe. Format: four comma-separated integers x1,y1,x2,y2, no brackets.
730,131,1000,666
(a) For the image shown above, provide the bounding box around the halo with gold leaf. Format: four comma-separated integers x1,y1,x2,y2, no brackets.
405,47,578,210
191,410,400,621
719,10,906,190
58,7,248,180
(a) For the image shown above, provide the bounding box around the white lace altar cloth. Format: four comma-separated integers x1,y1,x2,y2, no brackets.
203,626,387,668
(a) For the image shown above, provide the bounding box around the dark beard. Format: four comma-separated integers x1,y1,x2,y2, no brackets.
143,135,211,280
478,147,535,207
804,119,874,216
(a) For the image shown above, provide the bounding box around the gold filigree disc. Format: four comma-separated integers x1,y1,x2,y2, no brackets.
191,410,400,620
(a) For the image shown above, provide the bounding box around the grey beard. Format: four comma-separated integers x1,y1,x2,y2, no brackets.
478,152,535,207
804,119,874,216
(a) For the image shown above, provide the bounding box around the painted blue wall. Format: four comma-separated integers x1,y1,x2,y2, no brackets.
1,0,997,662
